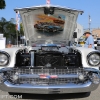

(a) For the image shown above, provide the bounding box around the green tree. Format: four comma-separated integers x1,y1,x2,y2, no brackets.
0,17,7,34
0,0,6,9
20,23,24,36
0,17,24,44
5,19,17,44
0,17,17,44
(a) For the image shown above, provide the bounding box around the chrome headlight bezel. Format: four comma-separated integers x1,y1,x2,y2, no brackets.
0,52,10,66
87,52,100,66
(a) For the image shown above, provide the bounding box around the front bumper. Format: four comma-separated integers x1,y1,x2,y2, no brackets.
0,68,100,94
0,81,99,94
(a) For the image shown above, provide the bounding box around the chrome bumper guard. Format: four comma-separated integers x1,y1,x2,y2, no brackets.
0,81,99,94
0,68,99,94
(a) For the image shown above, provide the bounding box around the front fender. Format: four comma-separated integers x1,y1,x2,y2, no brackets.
0,47,25,68
72,47,100,69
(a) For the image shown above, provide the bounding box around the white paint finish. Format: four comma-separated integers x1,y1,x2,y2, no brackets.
0,46,100,70
19,5,79,46
0,47,25,68
72,47,100,68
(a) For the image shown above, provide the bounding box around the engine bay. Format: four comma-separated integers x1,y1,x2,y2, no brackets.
15,46,82,69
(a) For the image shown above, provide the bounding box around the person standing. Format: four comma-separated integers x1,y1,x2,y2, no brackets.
84,31,94,48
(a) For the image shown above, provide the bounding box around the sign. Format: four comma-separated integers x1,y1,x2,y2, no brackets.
16,11,20,31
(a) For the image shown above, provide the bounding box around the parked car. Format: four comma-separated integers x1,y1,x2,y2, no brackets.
0,5,100,95
97,40,100,45
93,39,98,50
97,38,100,46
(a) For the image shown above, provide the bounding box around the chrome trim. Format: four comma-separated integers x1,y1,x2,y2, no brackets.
0,51,10,66
31,51,34,67
0,67,100,93
17,74,79,79
6,68,86,85
0,67,99,72
87,51,100,67
5,68,86,74
0,81,99,94
14,5,84,14
84,68,100,73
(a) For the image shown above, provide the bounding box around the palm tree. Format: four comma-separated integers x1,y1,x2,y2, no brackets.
0,0,6,9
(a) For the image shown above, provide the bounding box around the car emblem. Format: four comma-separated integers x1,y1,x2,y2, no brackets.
39,74,58,79
50,75,58,79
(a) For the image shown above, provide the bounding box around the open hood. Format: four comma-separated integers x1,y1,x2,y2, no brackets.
15,5,83,46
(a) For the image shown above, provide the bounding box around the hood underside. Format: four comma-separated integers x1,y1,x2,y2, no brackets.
15,5,83,45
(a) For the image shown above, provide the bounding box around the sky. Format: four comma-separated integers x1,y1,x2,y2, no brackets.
0,0,100,30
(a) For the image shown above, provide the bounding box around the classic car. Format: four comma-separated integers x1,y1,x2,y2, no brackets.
34,22,63,32
0,4,100,95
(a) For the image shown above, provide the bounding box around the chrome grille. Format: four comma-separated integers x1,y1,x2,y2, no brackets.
6,68,87,85
19,78,79,85
7,68,85,74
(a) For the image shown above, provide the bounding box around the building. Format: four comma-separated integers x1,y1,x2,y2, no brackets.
0,34,6,49
92,28,100,39
74,23,84,42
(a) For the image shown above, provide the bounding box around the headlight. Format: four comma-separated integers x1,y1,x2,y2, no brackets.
0,52,9,66
87,53,100,66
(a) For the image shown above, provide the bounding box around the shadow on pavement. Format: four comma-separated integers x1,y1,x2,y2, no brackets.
9,92,91,99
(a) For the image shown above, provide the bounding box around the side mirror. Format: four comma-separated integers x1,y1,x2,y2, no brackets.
73,32,77,38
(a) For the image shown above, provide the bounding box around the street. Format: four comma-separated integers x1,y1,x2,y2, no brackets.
0,85,100,100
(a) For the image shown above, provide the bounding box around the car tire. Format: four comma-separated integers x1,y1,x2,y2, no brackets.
79,92,91,97
8,92,20,95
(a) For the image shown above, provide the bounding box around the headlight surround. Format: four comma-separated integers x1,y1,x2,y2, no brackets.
0,52,10,66
87,52,100,66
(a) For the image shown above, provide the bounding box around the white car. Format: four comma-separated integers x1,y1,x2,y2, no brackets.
97,39,100,46
0,4,100,95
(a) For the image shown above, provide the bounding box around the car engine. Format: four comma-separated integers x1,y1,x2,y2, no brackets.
15,46,82,69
